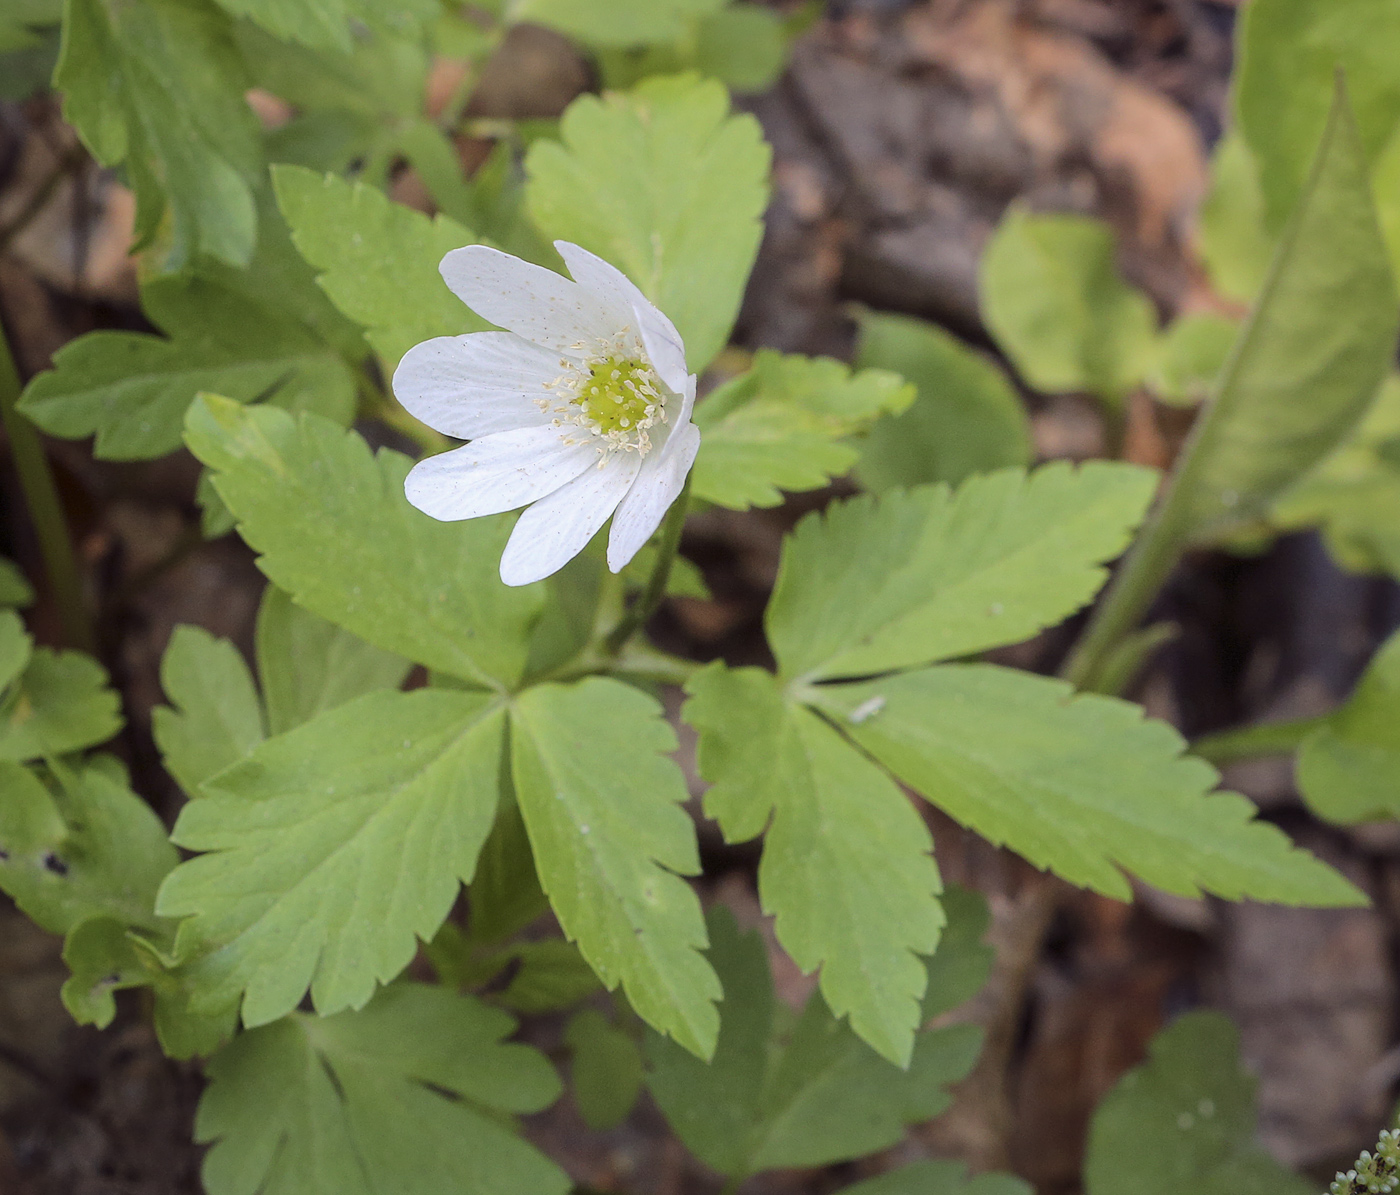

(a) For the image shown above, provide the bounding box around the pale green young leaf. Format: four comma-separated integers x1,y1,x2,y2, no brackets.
684,664,942,1066
647,908,983,1178
0,610,32,693
596,4,788,95
1176,84,1399,543
56,0,261,269
272,163,486,368
197,983,568,1195
185,396,542,689
511,0,723,49
854,310,1030,492
152,625,265,796
766,462,1158,683
0,761,177,936
817,665,1363,906
1297,629,1400,823
1084,1012,1312,1195
0,558,34,608
1271,375,1400,577
255,586,410,736
692,349,913,509
979,209,1157,405
1147,314,1240,409
565,1008,643,1130
19,272,356,460
1236,0,1400,236
841,1162,1031,1195
510,677,719,1059
526,74,770,372
157,689,505,1026
0,647,122,761
1197,132,1275,305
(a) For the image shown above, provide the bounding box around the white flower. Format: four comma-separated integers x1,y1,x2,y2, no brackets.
394,240,700,587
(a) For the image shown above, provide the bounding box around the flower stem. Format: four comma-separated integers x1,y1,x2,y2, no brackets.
1191,714,1329,765
604,475,692,656
0,323,93,652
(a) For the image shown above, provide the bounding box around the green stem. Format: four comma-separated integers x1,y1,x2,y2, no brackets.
1191,714,1329,765
357,362,449,457
604,475,692,656
0,323,93,652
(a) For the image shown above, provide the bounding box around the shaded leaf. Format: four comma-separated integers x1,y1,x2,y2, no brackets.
1084,1012,1312,1195
566,1008,644,1130
853,310,1031,492
197,983,568,1195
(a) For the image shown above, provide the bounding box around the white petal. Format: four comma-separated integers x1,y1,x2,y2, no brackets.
500,453,643,586
404,426,596,522
670,373,698,433
440,245,618,353
607,423,701,573
554,241,689,393
392,333,561,439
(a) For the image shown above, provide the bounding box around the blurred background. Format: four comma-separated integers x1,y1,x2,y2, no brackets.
1,1,1397,1192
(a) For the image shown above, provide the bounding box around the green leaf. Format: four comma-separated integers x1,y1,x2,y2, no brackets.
153,626,265,796
1236,0,1400,236
979,209,1157,405
816,665,1364,906
0,558,34,608
840,1162,1031,1195
684,664,942,1066
467,798,549,946
0,646,121,761
197,983,568,1195
921,884,995,1021
19,271,357,460
272,163,485,369
1271,374,1400,577
853,310,1030,492
56,0,261,269
255,586,410,736
1197,132,1275,304
0,611,32,693
185,396,542,689
526,73,770,373
646,907,984,1178
565,1008,643,1130
492,938,603,1013
212,0,351,51
0,761,177,935
511,0,723,48
510,677,719,1059
1147,314,1240,409
766,462,1158,683
1175,82,1399,543
1083,1011,1312,1195
596,4,788,95
157,689,505,1026
692,349,914,509
1297,628,1400,823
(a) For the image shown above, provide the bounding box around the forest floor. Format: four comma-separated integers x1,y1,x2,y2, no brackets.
1,1,1396,1192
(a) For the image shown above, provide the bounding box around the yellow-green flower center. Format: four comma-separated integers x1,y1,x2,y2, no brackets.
577,357,656,436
